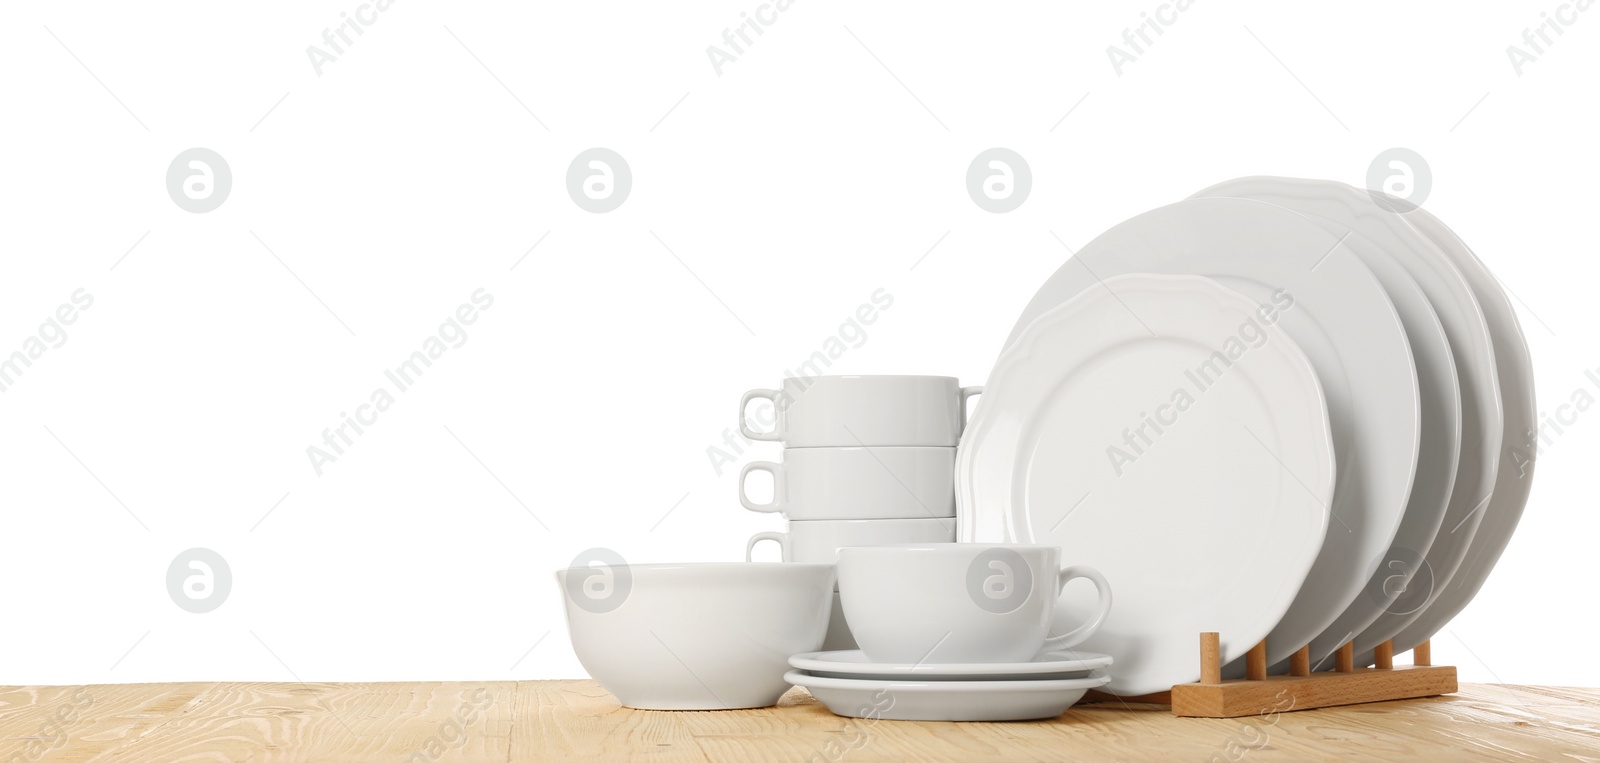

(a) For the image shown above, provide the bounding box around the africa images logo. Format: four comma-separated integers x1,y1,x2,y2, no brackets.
1505,1,1595,76
967,548,1034,614
966,149,1031,213
166,148,231,213
567,149,632,213
167,548,232,614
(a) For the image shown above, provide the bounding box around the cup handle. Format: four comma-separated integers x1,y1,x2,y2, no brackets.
738,461,785,513
1041,565,1112,651
745,531,790,562
740,389,782,441
959,386,984,428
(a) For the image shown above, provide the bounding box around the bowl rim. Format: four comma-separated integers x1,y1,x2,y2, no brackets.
839,543,1060,553
554,561,834,575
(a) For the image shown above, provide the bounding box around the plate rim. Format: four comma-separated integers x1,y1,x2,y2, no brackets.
1382,202,1534,655
788,649,1114,677
785,669,1111,693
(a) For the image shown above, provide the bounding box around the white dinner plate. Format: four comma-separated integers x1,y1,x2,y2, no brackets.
984,198,1420,687
1373,204,1535,661
788,649,1111,681
959,273,1334,696
785,670,1110,722
1192,177,1498,667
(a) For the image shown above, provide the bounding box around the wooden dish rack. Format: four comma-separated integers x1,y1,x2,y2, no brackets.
1084,632,1458,717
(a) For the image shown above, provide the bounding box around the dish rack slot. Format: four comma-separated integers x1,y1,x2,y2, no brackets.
1083,632,1457,717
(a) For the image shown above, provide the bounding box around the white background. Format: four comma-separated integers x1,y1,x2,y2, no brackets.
1,1,1596,689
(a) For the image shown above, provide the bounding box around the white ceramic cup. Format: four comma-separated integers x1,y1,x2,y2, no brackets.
740,375,982,447
746,518,957,563
837,544,1112,664
822,590,858,651
739,446,956,520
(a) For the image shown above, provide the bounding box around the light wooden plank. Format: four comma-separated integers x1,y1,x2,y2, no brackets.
517,681,707,762
0,680,1596,762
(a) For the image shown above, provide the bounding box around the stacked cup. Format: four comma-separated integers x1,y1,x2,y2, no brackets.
739,375,982,649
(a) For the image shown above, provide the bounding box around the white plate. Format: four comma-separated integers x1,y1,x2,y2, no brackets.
960,272,1334,696
785,670,1110,721
984,198,1420,688
788,649,1112,681
1375,204,1535,660
1191,177,1497,667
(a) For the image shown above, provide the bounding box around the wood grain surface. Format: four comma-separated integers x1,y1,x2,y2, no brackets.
1,680,1597,762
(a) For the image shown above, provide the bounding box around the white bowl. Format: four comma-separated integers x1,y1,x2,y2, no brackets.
556,562,835,709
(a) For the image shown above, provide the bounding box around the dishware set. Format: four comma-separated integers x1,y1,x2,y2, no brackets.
557,176,1536,723
740,375,976,648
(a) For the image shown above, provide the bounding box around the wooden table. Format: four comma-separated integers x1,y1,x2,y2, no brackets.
2,680,1597,761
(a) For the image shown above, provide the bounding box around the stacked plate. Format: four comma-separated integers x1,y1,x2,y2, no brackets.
956,177,1535,696
784,649,1114,722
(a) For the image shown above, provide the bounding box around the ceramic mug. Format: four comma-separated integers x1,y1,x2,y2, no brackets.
837,544,1112,664
822,590,858,651
746,518,957,564
739,375,982,447
739,446,956,520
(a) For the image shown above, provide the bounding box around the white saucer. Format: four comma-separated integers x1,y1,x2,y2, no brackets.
789,649,1112,681
785,670,1110,722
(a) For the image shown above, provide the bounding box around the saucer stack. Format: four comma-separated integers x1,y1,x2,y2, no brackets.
784,650,1115,723
739,375,978,649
